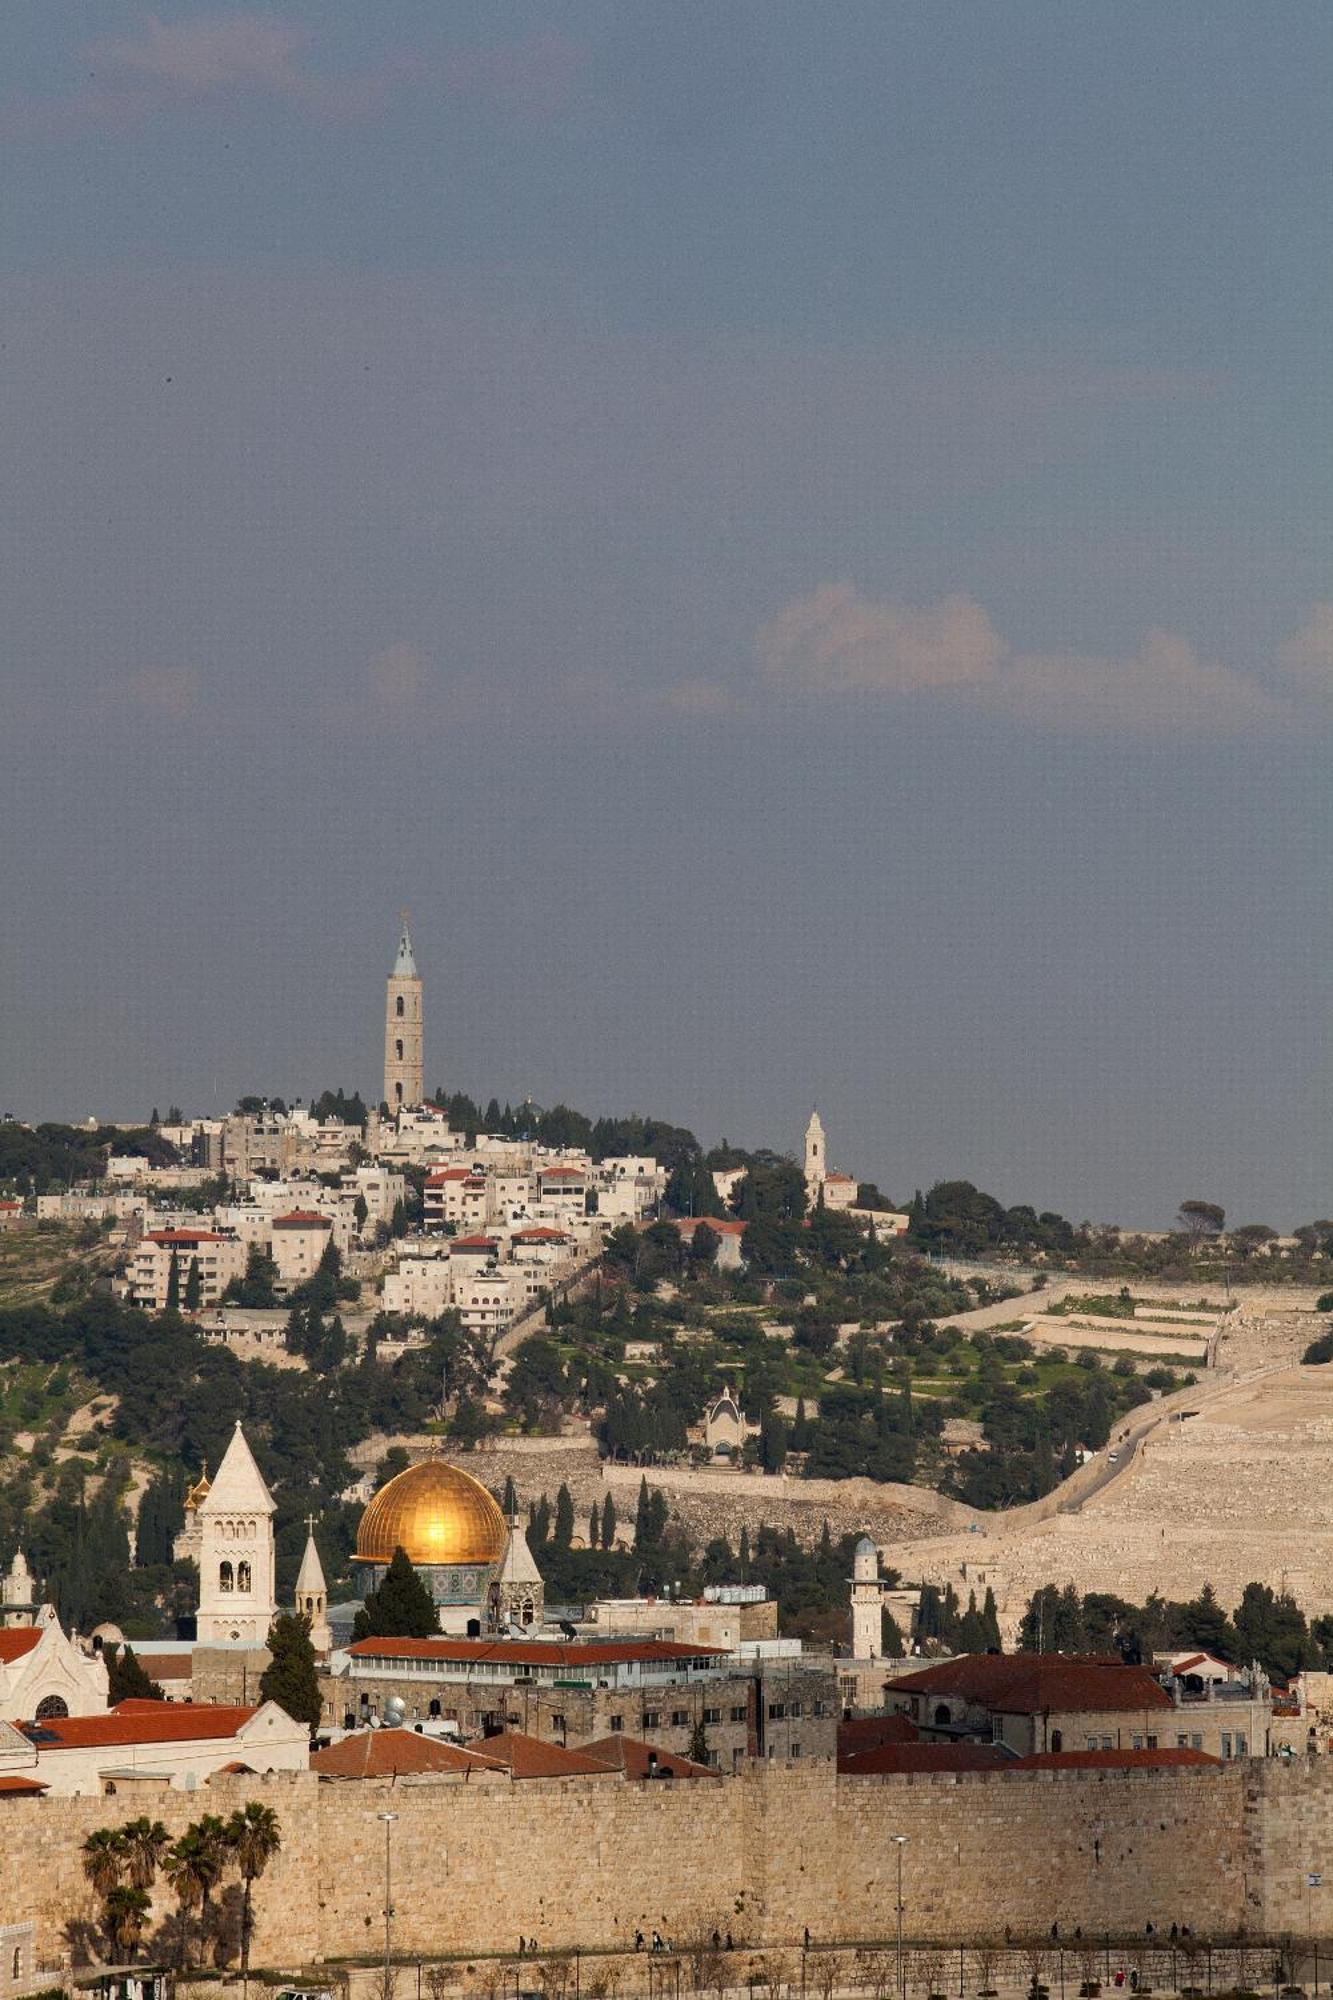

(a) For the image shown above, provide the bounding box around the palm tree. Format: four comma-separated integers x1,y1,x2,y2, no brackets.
103,1885,151,1962
120,1816,169,1892
226,1802,282,1992
82,1826,128,1902
165,1816,231,1967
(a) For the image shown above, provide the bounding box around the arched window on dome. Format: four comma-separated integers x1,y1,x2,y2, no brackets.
219,1561,234,1593
237,1561,252,1592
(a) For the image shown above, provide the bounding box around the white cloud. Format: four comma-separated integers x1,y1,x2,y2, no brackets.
1278,604,1333,689
755,583,1296,736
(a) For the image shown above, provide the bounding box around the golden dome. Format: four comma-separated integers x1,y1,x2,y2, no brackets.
353,1458,507,1569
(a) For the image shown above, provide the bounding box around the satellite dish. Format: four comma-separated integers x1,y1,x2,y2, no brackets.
384,1696,407,1725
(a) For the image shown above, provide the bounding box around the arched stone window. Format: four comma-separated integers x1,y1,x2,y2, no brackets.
520,1596,535,1626
1051,1728,1063,1753
35,1694,68,1721
933,1702,951,1727
219,1560,234,1593
14,1945,23,1979
237,1561,252,1592
395,1039,404,1061
396,996,405,1018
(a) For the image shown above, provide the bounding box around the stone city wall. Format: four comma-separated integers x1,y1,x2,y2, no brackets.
18,1758,1333,1971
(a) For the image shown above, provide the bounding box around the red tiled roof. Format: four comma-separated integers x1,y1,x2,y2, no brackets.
889,1654,1172,1715
676,1217,747,1236
23,1701,259,1747
840,1742,1013,1775
837,1713,919,1760
825,1173,856,1184
0,1631,41,1665
346,1637,727,1668
452,1235,498,1251
144,1230,226,1246
538,1167,585,1180
0,1776,47,1795
1013,1747,1222,1771
272,1210,333,1228
475,1731,616,1779
0,1200,23,1211
426,1169,473,1185
513,1228,568,1242
581,1736,714,1780
311,1729,504,1779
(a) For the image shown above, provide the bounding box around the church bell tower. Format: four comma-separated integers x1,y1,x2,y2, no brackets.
384,913,424,1114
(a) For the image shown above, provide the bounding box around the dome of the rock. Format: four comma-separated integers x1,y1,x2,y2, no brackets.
354,1458,507,1570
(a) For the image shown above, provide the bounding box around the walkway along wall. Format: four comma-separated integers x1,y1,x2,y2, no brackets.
16,1759,1333,1969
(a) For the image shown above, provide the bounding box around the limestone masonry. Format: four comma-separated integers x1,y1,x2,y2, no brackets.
15,1759,1333,1967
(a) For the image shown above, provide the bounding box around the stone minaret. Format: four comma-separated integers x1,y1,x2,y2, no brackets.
850,1534,883,1659
295,1519,332,1654
804,1109,826,1206
384,915,424,1114
196,1422,277,1645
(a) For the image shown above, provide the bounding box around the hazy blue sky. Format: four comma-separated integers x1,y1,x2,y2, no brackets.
4,3,1333,1226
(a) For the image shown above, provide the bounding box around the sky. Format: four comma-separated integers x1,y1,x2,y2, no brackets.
3,2,1333,1227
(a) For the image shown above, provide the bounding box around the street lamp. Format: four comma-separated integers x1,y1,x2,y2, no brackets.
380,1811,400,1996
890,1836,909,2000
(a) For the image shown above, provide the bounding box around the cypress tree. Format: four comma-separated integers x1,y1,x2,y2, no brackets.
553,1484,575,1550
587,1504,600,1548
260,1613,323,1733
601,1494,617,1549
183,1258,202,1312
164,1251,181,1316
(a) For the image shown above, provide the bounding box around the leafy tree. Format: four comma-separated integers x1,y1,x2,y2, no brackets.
1233,1582,1309,1679
351,1546,439,1641
665,1155,724,1219
260,1613,323,1734
688,1717,710,1766
1178,1200,1226,1243
226,1800,282,1988
689,1220,721,1267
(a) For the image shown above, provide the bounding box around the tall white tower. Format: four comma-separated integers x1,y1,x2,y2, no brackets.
196,1422,277,1645
850,1534,883,1659
294,1519,332,1654
804,1109,826,1206
384,914,424,1114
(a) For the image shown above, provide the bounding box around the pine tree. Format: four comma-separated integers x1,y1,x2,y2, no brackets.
260,1614,322,1733
350,1547,439,1642
601,1494,617,1549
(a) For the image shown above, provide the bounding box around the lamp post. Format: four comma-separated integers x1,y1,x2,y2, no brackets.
380,1811,400,1997
890,1836,909,2000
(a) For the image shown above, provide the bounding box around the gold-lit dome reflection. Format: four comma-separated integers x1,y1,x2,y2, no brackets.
353,1458,507,1568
